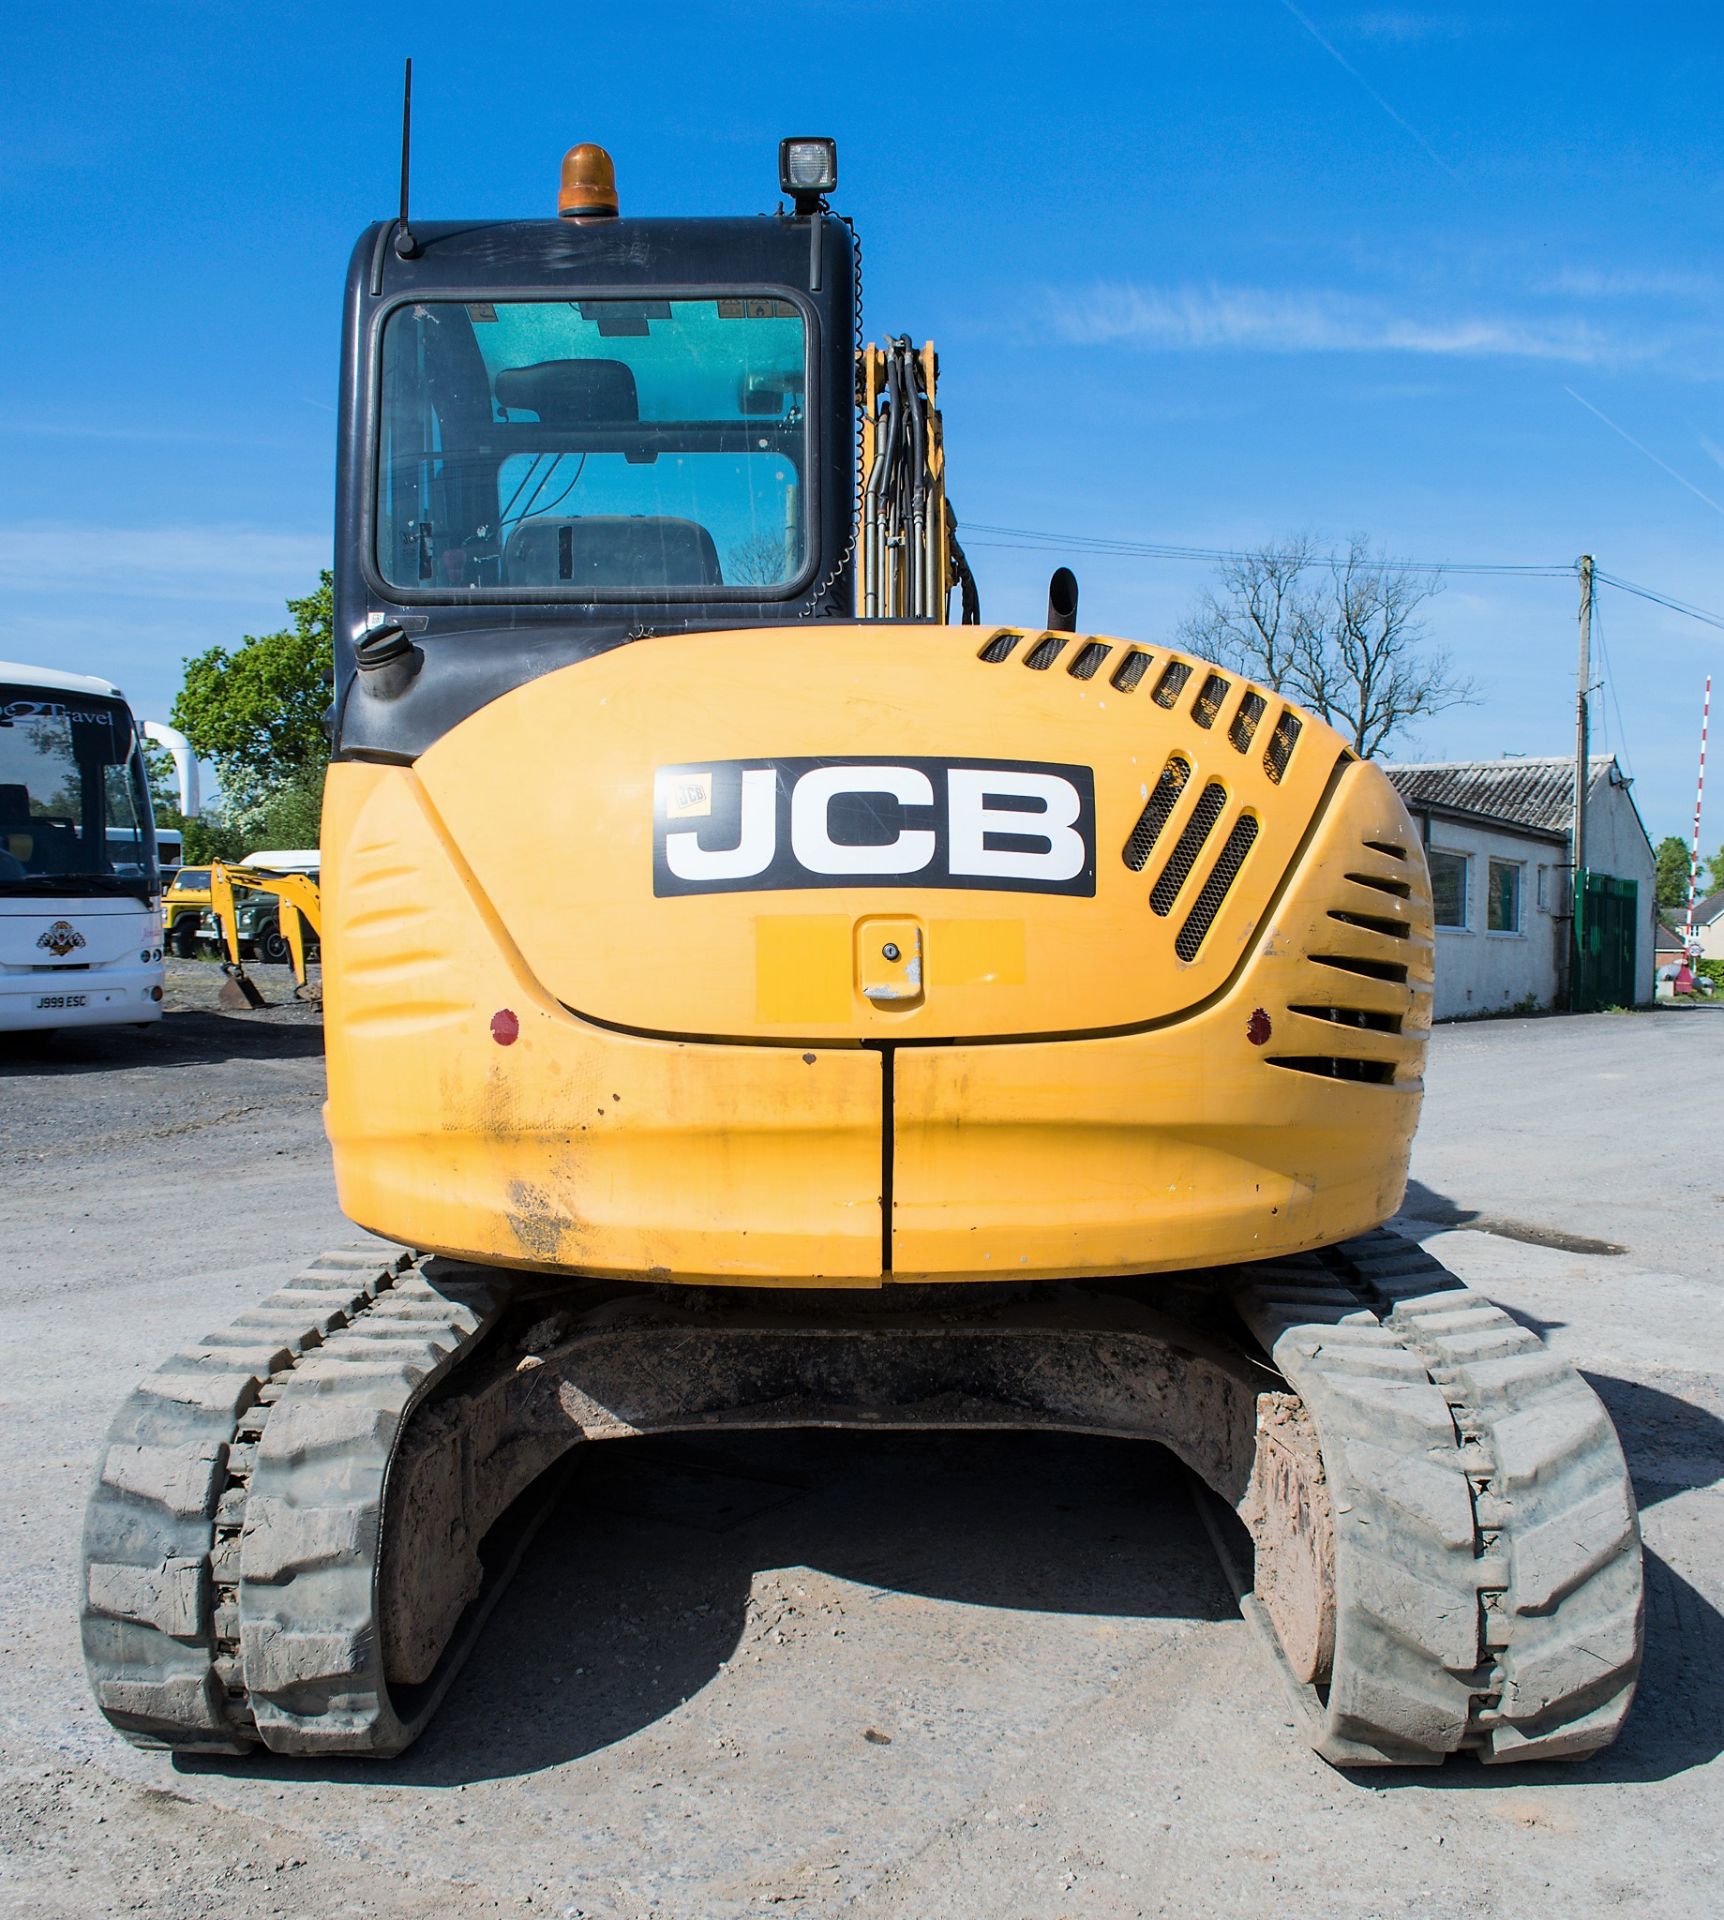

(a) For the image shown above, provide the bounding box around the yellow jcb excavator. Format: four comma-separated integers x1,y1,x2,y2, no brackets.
203,858,321,1006
81,135,1642,1766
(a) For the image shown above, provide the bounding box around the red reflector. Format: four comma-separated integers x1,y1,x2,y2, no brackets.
491,1008,520,1046
1246,1008,1271,1046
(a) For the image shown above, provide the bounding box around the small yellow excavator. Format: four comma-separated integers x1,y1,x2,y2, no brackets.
81,136,1642,1766
204,859,321,1006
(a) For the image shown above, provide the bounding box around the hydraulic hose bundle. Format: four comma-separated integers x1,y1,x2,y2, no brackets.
859,337,978,622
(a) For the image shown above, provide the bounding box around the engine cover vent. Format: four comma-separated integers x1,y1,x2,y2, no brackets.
1192,673,1231,729
1176,813,1259,960
1150,780,1228,915
1152,661,1193,708
1110,648,1152,690
1264,709,1302,783
1122,755,1192,872
1229,691,1267,753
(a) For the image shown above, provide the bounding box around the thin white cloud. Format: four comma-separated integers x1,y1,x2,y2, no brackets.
1349,10,1471,42
1541,265,1719,301
1699,432,1724,476
1044,283,1637,365
0,524,327,603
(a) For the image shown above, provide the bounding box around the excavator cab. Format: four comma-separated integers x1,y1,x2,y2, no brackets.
81,136,1644,1771
334,149,869,769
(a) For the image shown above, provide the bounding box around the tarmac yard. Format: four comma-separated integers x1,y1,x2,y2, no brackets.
1,971,1720,1920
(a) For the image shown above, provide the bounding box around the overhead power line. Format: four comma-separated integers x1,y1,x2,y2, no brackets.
1592,570,1724,634
958,522,1724,630
959,522,1573,579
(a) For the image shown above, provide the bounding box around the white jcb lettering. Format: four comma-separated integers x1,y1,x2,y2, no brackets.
790,765,936,876
663,766,777,881
947,768,1086,882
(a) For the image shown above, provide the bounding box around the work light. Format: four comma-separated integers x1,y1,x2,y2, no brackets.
779,137,837,212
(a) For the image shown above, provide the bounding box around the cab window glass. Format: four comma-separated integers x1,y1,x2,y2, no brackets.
377,297,808,595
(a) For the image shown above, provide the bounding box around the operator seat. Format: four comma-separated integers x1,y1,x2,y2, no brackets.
492,357,725,589
503,515,722,589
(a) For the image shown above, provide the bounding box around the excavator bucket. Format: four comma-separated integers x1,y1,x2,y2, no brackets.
217,962,266,1010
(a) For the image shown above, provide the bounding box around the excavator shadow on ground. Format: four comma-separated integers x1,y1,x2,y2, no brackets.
176,1379,1724,1791
180,1427,1236,1787
1394,1178,1629,1259
0,1006,324,1074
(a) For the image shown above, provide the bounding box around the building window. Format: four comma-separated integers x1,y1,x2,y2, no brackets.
1430,849,1468,929
1487,858,1522,933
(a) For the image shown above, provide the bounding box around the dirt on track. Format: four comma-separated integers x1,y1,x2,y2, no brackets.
2,983,1722,1920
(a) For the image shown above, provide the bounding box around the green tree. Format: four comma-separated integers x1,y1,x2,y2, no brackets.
170,572,332,842
1655,835,1693,911
1708,845,1724,896
242,763,326,850
142,748,246,863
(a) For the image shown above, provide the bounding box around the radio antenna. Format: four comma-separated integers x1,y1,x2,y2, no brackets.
394,58,418,259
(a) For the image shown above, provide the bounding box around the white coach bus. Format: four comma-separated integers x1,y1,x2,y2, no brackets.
0,662,184,1033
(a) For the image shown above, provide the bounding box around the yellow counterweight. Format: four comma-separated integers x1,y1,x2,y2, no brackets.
321,623,1431,1285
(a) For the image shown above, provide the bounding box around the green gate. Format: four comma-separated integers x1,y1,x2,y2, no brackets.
1572,871,1639,1011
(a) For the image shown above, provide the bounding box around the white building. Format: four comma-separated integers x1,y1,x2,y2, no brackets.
1385,756,1656,1019
1694,888,1724,963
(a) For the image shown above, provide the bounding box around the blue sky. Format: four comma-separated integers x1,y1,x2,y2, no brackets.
3,1,1719,842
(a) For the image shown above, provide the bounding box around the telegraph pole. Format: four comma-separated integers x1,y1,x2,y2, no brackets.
1571,555,1593,1010
1685,675,1711,966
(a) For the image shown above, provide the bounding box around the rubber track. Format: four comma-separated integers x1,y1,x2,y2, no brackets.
81,1251,500,1755
83,1232,1641,1764
1234,1230,1643,1766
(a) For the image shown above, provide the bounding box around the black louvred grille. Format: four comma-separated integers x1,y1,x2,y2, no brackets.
1122,756,1191,872
1149,780,1227,914
1265,1056,1396,1085
1327,908,1410,941
1229,691,1267,753
1263,709,1301,783
1287,1003,1404,1035
1345,869,1412,900
1151,661,1193,708
1311,952,1409,985
1192,673,1230,728
1023,635,1066,670
1109,648,1152,691
977,631,1020,663
1176,814,1258,960
1066,641,1110,680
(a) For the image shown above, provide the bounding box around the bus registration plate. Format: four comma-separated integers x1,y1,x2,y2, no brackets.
34,993,88,1011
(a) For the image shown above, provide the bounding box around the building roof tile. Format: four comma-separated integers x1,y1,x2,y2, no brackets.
1384,755,1627,836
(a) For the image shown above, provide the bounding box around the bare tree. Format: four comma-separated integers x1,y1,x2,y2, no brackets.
1180,535,1475,757
727,531,791,586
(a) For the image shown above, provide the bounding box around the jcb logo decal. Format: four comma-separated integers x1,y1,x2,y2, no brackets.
652,758,1096,898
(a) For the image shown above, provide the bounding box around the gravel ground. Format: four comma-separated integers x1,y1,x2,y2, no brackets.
1,975,1720,1919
